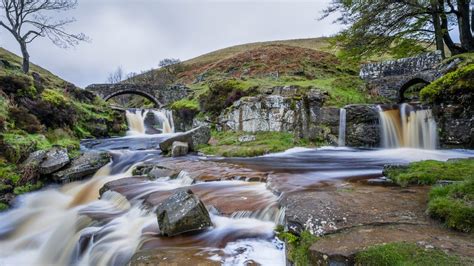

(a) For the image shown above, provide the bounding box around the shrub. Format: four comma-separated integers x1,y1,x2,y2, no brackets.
9,106,44,133
0,73,36,97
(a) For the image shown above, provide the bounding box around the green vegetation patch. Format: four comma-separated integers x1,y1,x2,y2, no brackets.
13,181,43,195
420,63,474,103
385,159,474,187
386,159,474,232
170,98,199,111
355,242,464,266
0,159,20,183
198,130,315,157
428,177,474,232
276,227,318,265
0,202,8,212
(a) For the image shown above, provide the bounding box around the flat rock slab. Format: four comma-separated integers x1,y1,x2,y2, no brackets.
100,177,278,215
281,182,430,235
130,248,220,266
309,224,474,265
53,152,111,183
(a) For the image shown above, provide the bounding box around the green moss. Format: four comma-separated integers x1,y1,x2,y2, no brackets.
355,242,464,266
0,202,8,212
385,159,474,187
420,64,474,103
428,177,474,232
1,132,51,163
0,159,20,183
41,89,68,106
198,131,315,157
170,98,199,111
13,181,43,195
277,230,318,265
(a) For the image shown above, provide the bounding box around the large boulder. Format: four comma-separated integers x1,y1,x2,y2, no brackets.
39,147,70,174
159,126,211,152
155,189,213,236
53,152,111,183
171,141,189,157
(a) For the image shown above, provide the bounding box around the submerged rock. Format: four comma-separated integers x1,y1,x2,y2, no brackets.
53,152,111,183
171,141,189,157
159,126,211,152
39,147,70,175
155,189,212,236
132,164,178,179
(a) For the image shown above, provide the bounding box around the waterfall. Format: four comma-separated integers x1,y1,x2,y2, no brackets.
151,109,174,134
125,109,175,135
125,109,148,135
338,108,346,147
378,103,438,149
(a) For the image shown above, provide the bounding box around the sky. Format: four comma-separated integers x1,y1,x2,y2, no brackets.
0,0,342,87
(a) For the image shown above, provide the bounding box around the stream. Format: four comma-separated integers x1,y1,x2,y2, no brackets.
0,108,473,265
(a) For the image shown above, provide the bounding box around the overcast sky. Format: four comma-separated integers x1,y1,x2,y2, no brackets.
0,0,342,87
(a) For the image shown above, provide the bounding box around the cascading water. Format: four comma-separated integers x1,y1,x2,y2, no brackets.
338,108,346,147
378,103,438,149
151,109,174,134
125,109,148,135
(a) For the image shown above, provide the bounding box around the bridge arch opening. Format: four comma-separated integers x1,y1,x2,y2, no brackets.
399,78,430,103
103,90,162,108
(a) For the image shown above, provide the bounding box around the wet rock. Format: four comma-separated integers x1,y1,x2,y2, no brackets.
53,152,111,183
155,189,213,236
39,147,70,174
132,164,178,179
344,104,380,147
159,126,211,152
130,248,220,266
0,192,15,206
171,141,189,157
365,177,395,186
99,176,149,197
238,135,256,143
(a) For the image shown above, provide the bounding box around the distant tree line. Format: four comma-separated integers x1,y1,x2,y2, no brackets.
322,0,474,58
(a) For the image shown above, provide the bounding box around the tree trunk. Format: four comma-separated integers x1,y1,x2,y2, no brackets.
457,0,474,51
439,1,466,55
19,41,30,73
431,0,445,58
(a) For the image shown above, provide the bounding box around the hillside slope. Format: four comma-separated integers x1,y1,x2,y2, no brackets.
0,48,126,210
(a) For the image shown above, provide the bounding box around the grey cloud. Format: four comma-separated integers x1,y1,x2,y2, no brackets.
0,0,341,87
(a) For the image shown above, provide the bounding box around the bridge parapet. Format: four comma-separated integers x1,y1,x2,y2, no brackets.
86,83,190,107
359,51,444,102
360,51,443,80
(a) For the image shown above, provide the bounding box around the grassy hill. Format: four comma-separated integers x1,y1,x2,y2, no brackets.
128,37,383,110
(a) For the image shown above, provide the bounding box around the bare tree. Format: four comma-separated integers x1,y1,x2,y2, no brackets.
0,0,88,73
107,66,123,84
159,58,183,82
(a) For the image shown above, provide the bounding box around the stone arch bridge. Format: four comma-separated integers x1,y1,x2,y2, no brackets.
360,51,446,102
85,84,190,107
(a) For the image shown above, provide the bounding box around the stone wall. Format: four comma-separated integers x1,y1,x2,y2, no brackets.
432,90,474,149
